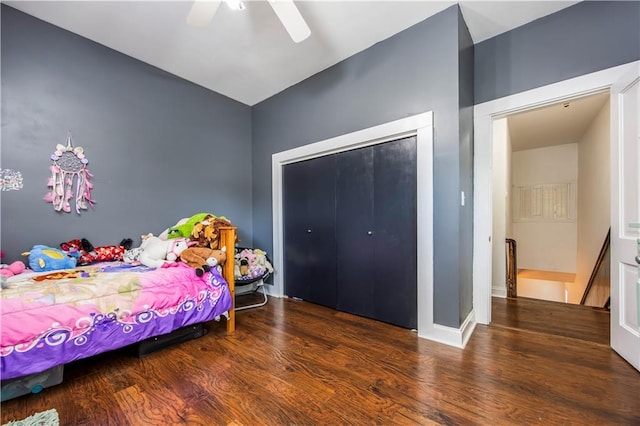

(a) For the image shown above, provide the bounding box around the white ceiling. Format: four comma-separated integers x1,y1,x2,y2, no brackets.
5,1,580,106
508,91,610,152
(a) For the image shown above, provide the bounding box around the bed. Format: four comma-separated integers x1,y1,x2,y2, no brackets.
0,227,237,382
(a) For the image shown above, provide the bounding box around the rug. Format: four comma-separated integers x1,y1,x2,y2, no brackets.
2,409,59,426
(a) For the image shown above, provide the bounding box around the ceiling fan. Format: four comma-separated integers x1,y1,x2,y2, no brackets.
186,0,311,43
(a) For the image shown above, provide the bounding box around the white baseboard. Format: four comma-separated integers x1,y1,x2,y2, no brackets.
460,310,477,348
418,309,476,349
492,286,507,298
262,283,283,298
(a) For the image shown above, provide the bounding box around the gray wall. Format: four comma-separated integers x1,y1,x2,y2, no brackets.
0,6,253,263
457,8,474,325
475,1,640,104
4,0,634,328
252,5,471,328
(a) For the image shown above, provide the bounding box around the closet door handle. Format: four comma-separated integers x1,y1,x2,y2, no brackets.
367,231,373,236
307,229,312,234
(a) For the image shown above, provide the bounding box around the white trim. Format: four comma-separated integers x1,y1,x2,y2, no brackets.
416,125,435,340
421,309,477,349
473,61,639,325
460,310,477,348
492,287,507,298
272,113,433,166
271,112,439,341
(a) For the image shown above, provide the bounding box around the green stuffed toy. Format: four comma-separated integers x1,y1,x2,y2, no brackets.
166,213,212,239
165,212,232,242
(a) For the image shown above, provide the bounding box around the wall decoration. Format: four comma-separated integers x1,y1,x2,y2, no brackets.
43,133,94,214
0,169,23,191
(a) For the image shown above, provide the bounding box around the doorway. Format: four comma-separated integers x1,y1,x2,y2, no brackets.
472,62,637,327
474,61,640,372
491,92,611,306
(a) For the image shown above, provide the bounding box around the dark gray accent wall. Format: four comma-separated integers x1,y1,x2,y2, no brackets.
475,1,640,104
1,6,252,263
457,7,474,325
253,5,469,328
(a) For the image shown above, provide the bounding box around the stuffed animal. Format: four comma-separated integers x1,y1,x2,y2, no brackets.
164,213,213,240
60,238,133,265
239,258,249,276
180,246,227,277
252,249,274,274
138,237,191,268
166,238,191,262
123,247,143,264
23,245,78,272
234,248,274,281
191,216,235,249
123,234,155,264
0,260,26,278
239,248,256,264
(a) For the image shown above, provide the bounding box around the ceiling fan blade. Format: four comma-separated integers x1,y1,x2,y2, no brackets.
186,0,222,28
267,0,311,43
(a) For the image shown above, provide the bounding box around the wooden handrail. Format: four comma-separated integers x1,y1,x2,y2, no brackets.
580,227,610,306
506,238,517,298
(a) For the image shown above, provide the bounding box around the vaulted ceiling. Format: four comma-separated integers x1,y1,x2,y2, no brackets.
5,1,579,106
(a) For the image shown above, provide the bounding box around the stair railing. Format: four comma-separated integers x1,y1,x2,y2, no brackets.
506,238,517,298
580,228,611,307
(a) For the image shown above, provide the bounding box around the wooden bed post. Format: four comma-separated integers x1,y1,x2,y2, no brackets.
219,227,236,333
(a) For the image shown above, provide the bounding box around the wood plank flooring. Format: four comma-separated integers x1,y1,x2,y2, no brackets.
2,296,638,425
491,296,610,345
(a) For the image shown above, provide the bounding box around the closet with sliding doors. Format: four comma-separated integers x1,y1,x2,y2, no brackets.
283,136,417,329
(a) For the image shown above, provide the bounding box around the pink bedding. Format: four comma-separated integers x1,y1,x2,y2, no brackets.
1,262,232,379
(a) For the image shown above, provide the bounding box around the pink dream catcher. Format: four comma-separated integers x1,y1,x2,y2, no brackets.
43,134,94,214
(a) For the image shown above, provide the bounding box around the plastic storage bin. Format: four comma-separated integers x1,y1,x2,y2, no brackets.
0,365,64,401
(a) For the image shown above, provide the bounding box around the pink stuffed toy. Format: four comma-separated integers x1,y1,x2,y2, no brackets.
0,261,26,278
240,248,257,264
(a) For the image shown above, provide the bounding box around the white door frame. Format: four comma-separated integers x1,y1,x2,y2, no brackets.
473,61,639,325
271,112,470,347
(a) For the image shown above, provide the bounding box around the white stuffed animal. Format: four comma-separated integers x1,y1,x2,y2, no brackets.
139,237,190,268
252,249,274,274
123,247,143,264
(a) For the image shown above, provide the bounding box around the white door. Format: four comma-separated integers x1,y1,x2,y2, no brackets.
610,63,640,371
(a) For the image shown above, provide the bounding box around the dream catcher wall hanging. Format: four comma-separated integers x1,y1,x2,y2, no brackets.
43,133,94,214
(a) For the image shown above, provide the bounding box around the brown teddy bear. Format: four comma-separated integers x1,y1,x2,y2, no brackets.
180,246,227,277
191,216,236,249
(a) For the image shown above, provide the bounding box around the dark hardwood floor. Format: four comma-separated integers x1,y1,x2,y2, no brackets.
2,295,638,425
